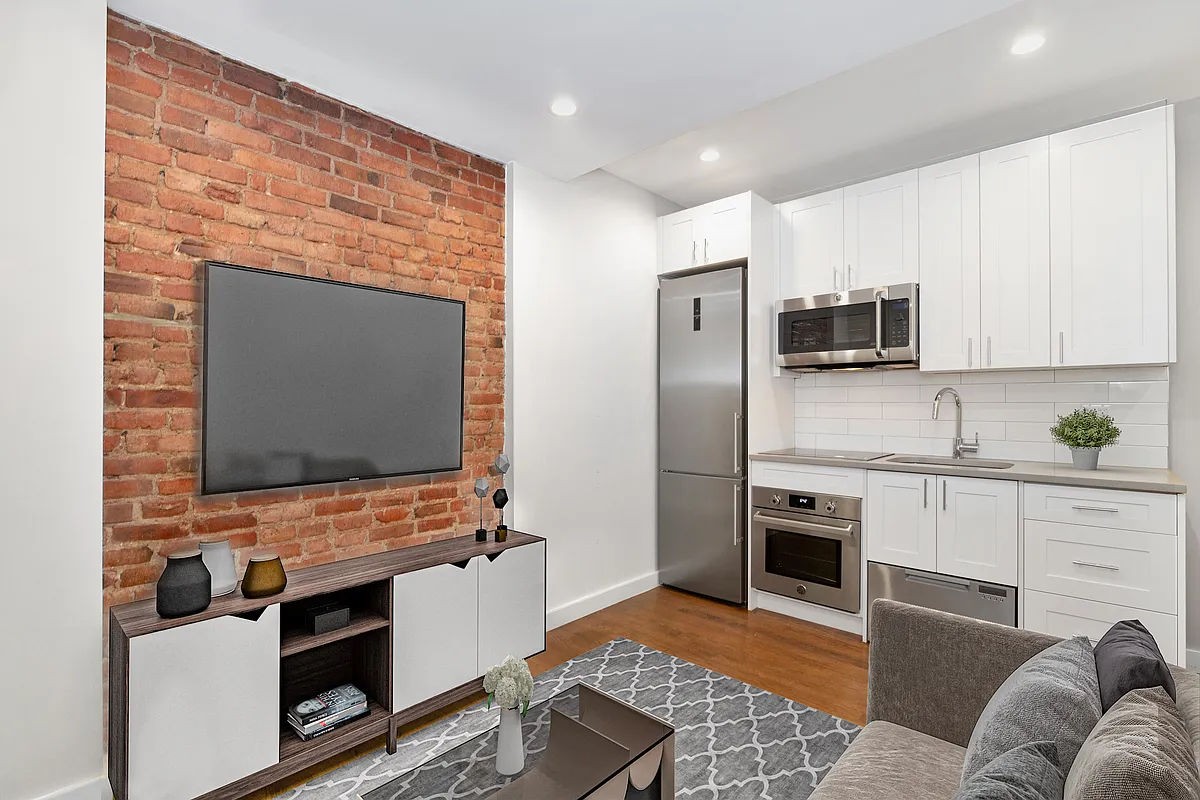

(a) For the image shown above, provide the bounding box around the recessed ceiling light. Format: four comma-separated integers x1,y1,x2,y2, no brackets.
699,148,720,163
549,97,577,117
1010,31,1045,55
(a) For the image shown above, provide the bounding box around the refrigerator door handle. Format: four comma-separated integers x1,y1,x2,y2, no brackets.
733,411,743,475
733,483,742,546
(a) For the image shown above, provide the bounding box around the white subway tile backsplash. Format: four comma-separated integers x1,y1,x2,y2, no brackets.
1004,382,1109,403
1108,381,1170,403
794,366,1169,469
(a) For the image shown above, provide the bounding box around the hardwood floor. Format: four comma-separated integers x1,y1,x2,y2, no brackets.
253,586,869,797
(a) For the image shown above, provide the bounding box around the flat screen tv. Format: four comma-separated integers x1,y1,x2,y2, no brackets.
202,262,465,494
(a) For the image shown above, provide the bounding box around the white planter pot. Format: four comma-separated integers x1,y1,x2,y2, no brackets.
1070,447,1101,470
199,539,238,596
496,706,525,775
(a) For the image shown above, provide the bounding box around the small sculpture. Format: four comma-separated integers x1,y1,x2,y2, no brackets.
493,454,511,541
474,477,489,542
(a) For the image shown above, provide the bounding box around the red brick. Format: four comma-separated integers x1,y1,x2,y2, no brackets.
160,126,233,160
207,119,273,152
157,188,225,220
284,85,342,119
111,522,187,542
108,15,152,48
314,497,367,516
153,35,220,74
165,85,237,121
161,105,206,132
274,140,331,172
330,194,378,220
194,512,257,533
107,64,162,98
177,152,247,184
124,389,197,408
306,132,356,162
222,61,282,97
107,133,171,166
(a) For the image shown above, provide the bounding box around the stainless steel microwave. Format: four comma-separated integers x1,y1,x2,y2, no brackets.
776,282,918,371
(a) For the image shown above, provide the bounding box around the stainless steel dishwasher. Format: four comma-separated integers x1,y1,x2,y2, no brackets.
866,562,1016,638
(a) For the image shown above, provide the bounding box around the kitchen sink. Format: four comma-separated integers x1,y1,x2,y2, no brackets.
886,455,1015,469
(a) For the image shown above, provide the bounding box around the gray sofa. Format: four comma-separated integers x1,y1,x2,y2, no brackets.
810,600,1200,799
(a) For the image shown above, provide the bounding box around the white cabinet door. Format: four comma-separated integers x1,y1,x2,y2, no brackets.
866,471,937,571
393,560,479,712
918,155,981,371
778,189,844,297
844,170,919,289
478,541,547,671
700,193,750,266
936,476,1018,585
1049,107,1171,366
980,137,1051,369
659,209,699,274
1023,590,1180,665
128,606,280,800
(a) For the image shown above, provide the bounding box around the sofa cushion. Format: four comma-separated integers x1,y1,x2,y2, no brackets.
953,741,1064,800
962,636,1102,780
1094,620,1176,712
1170,666,1200,758
1065,687,1200,800
809,720,965,800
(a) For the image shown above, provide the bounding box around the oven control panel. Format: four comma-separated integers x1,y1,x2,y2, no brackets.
751,485,861,522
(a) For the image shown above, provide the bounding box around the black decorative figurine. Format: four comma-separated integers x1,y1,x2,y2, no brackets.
474,477,489,541
492,488,510,542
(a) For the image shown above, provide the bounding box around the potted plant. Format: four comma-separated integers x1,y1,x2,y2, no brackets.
483,655,534,775
1050,408,1121,470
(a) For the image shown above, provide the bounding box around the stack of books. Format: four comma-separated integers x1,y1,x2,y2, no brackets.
286,683,368,741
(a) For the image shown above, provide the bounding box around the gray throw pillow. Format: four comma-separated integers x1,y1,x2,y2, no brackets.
962,636,1102,780
954,741,1063,800
1065,687,1200,800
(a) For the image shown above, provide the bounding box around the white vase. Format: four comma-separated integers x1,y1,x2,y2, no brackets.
198,539,238,596
496,706,525,776
1070,447,1101,470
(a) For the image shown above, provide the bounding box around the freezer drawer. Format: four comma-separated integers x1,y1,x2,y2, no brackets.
867,561,1015,638
658,471,745,603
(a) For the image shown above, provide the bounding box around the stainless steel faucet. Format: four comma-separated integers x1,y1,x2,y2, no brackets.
932,387,979,459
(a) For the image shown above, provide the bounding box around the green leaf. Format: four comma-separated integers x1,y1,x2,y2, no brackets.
1049,407,1121,449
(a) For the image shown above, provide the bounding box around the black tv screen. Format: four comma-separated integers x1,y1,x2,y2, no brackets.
202,262,465,494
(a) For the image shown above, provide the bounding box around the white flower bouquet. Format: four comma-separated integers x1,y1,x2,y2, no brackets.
483,655,534,715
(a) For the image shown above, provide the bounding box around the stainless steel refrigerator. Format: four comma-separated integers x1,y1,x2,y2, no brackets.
658,265,746,604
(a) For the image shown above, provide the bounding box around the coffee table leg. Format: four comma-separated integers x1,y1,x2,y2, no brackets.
386,716,398,755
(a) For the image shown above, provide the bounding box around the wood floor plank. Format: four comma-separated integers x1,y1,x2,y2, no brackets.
249,586,868,798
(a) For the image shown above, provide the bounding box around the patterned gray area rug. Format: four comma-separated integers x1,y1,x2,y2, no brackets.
276,638,860,799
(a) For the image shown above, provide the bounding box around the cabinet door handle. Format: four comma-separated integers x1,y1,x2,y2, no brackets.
847,264,853,288
833,267,840,291
967,337,973,368
704,238,709,262
987,336,992,367
1059,331,1064,364
923,478,928,508
692,240,697,264
942,479,947,511
1071,505,1120,513
1072,559,1120,572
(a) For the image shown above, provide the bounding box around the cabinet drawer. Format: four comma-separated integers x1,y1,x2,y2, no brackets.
751,460,864,497
1024,520,1177,614
1023,483,1176,534
1023,590,1180,665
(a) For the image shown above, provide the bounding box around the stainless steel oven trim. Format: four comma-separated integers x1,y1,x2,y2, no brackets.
750,498,861,614
776,282,918,370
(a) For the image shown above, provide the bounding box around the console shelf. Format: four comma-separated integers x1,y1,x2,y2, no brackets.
280,610,390,658
278,700,391,761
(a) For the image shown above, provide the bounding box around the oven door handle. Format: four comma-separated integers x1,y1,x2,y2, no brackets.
752,511,855,539
874,290,886,360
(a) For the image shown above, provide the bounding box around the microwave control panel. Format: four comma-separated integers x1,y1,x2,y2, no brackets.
884,299,911,347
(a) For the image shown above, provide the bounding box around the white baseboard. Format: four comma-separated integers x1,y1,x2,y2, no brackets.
29,775,106,800
547,570,660,630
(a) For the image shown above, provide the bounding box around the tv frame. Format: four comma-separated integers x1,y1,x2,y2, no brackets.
200,260,467,496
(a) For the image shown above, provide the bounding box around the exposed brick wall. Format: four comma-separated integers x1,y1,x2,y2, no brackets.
103,12,506,609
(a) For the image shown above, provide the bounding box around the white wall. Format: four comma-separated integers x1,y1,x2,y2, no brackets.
1169,96,1200,661
797,366,1170,468
506,164,676,628
0,2,105,799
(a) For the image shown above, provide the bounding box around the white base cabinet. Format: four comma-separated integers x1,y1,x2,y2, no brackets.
937,477,1018,586
866,471,937,572
1023,590,1179,662
479,540,548,670
392,560,481,712
127,606,280,800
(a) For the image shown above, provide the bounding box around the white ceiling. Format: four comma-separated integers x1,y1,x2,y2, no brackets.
108,0,1021,181
607,0,1200,205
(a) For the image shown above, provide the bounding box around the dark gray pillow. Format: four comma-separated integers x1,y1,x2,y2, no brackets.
954,741,1063,800
1094,619,1176,712
1065,687,1200,800
962,636,1102,780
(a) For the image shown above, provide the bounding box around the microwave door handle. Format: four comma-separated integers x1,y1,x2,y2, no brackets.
873,290,886,359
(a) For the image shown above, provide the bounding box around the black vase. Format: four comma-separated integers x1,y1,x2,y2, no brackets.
156,549,212,618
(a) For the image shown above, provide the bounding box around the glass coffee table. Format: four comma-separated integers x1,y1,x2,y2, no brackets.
362,683,675,800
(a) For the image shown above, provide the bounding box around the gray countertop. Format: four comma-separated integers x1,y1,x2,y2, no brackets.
750,448,1187,494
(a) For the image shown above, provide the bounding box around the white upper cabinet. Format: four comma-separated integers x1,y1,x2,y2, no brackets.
980,137,1051,369
1049,106,1172,366
918,155,981,372
936,476,1018,585
778,188,844,297
658,193,750,274
844,170,919,289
